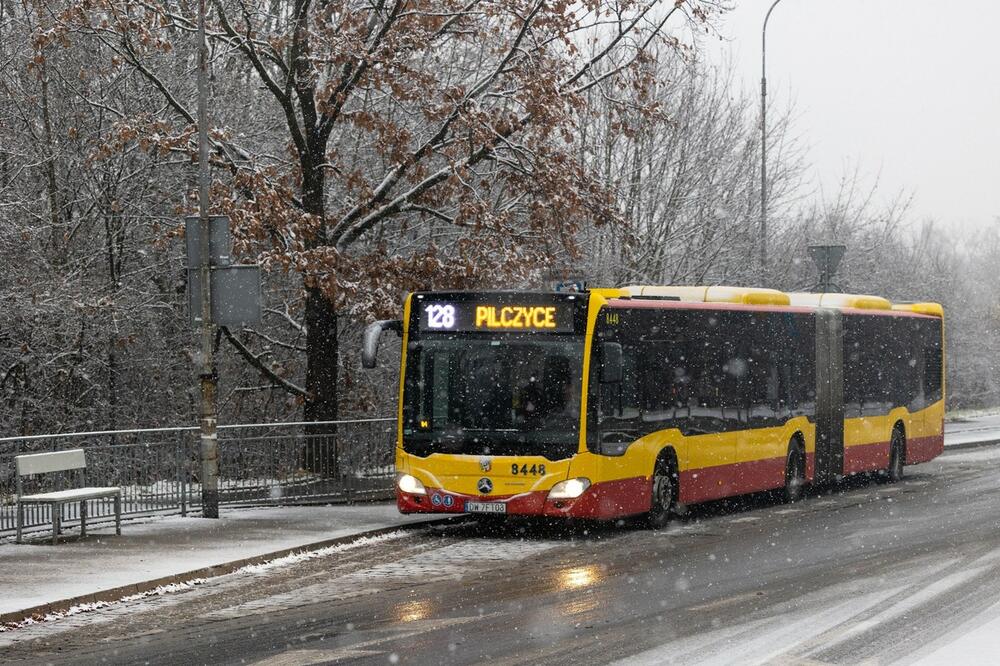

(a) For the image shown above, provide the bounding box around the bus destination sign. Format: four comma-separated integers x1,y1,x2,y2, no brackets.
419,301,575,333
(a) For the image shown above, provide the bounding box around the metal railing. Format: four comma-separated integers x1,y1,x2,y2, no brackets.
0,418,396,537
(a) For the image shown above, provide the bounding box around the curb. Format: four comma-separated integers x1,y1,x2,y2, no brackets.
0,514,464,627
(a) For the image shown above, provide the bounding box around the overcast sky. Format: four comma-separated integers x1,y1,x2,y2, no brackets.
703,1,999,233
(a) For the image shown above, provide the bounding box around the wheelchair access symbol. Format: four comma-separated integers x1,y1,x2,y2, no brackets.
431,493,455,508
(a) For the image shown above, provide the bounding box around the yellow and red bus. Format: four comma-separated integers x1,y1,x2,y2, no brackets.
362,285,944,526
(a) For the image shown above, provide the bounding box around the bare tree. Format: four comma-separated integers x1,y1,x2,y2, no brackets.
572,52,804,287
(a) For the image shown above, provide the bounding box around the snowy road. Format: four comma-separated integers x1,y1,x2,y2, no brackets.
6,447,1000,665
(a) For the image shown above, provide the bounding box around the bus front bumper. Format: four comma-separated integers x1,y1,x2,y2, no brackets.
397,476,650,520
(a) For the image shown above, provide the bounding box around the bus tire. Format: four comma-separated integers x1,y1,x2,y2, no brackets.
646,456,675,529
782,443,805,503
887,428,905,483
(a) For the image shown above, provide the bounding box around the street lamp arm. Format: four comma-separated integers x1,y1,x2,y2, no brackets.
762,0,785,79
759,0,785,281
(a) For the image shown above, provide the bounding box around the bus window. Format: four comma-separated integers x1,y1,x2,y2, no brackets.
749,312,792,428
402,336,584,459
667,311,742,433
641,341,677,422
861,316,891,415
595,336,638,421
519,355,578,423
923,317,944,404
894,317,923,410
924,348,943,403
788,313,816,416
457,348,512,429
843,319,864,418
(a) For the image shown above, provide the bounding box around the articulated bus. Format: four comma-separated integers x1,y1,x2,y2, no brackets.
363,286,945,526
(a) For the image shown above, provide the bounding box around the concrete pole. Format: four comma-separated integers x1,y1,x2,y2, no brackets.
196,0,219,518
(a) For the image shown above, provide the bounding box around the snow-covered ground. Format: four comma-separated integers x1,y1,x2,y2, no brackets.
911,603,1000,664
0,503,438,617
614,543,1000,665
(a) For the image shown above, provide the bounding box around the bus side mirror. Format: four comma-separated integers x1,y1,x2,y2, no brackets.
600,342,623,383
362,319,403,369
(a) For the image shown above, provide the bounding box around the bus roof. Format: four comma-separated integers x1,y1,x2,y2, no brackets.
404,287,943,318
623,285,789,305
620,285,943,317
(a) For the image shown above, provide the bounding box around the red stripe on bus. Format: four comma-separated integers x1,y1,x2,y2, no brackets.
834,433,943,475
907,434,944,464
843,441,890,475
679,456,788,504
679,465,733,504
732,457,789,495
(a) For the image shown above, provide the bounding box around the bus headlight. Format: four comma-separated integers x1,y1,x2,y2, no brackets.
397,474,426,495
548,478,591,500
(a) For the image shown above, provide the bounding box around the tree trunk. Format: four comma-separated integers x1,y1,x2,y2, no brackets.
299,151,340,476
302,286,339,476
39,57,62,258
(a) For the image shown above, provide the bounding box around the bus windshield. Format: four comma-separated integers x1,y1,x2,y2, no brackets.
402,336,584,459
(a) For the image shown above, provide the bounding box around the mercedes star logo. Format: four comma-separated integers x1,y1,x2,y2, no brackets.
479,457,491,472
477,477,493,494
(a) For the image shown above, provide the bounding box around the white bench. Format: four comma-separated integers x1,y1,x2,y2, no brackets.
15,449,121,544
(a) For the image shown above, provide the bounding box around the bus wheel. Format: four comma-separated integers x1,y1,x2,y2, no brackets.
887,429,905,483
782,445,805,503
646,459,674,529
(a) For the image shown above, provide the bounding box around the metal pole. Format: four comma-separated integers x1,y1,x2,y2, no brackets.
177,432,187,517
196,0,219,518
761,0,784,281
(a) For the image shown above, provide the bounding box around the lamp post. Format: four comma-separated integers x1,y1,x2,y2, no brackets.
760,0,785,280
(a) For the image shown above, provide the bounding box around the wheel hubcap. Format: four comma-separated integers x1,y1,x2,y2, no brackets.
656,476,670,508
787,453,802,497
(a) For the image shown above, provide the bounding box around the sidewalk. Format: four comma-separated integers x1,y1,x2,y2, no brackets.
0,504,443,622
945,410,1000,449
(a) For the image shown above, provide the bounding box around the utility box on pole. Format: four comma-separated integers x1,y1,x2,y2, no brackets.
185,215,233,269
185,216,262,328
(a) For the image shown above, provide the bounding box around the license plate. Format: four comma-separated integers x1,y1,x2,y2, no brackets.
465,501,507,514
